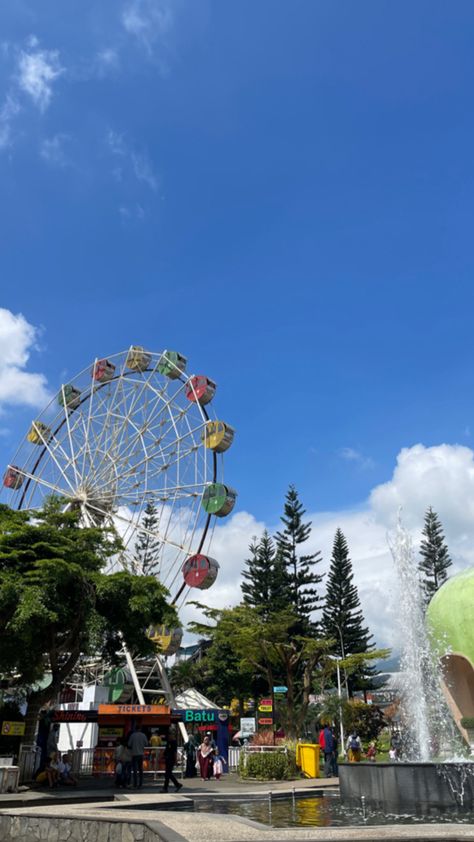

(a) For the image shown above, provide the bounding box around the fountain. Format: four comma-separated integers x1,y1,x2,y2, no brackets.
339,519,474,813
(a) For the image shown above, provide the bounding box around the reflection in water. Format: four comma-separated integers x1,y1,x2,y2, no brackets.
194,795,474,828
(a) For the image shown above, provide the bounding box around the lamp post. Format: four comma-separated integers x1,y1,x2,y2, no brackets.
329,655,345,757
334,623,349,698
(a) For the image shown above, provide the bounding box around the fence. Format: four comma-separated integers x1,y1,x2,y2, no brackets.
227,744,288,771
19,745,183,783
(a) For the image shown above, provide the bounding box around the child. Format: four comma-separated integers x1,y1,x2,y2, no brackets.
212,752,227,780
35,755,59,788
389,746,398,761
366,741,376,762
58,753,78,785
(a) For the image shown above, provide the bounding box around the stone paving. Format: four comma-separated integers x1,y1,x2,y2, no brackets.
1,776,474,841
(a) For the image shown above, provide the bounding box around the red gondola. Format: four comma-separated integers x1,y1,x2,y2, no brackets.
92,359,116,383
3,465,24,489
182,554,219,590
185,376,216,406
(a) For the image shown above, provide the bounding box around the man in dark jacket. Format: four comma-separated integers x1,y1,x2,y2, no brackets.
163,726,183,793
323,725,335,777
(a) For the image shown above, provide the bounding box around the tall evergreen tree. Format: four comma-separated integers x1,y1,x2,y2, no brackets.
418,507,452,606
276,485,323,627
135,500,161,576
321,528,374,695
241,532,291,617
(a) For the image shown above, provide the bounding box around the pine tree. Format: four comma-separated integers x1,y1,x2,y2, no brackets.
135,500,161,576
419,507,452,606
321,528,374,695
241,534,272,612
241,532,291,617
276,485,323,627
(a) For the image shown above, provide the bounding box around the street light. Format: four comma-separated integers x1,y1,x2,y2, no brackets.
328,655,345,758
334,623,349,698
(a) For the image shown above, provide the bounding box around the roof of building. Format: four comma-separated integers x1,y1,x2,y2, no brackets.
174,687,220,709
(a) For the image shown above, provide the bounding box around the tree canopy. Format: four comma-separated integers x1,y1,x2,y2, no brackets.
134,500,161,576
0,499,176,740
418,507,452,606
276,485,323,629
321,528,375,694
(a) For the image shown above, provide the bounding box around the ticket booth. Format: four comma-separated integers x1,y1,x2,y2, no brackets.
95,704,177,775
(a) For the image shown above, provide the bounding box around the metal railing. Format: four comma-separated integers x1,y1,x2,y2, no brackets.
18,745,41,784
18,745,184,783
71,746,184,780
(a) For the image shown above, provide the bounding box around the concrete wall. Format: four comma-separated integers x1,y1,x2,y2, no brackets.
0,815,167,842
339,762,474,812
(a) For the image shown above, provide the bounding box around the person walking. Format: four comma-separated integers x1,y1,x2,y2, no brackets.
197,735,214,780
346,731,362,762
322,724,335,777
163,726,183,793
128,725,148,788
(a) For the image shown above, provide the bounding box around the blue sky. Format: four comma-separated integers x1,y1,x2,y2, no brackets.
2,1,474,643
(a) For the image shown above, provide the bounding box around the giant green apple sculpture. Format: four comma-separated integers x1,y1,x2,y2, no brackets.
427,568,474,665
426,567,474,741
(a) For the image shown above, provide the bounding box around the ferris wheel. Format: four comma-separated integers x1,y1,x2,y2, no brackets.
2,346,236,613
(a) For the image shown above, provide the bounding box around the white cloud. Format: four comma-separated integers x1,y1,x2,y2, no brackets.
106,130,158,193
17,45,64,112
39,133,70,167
0,308,51,409
179,443,474,653
131,152,158,191
0,95,20,149
121,0,173,54
96,48,120,75
339,446,375,470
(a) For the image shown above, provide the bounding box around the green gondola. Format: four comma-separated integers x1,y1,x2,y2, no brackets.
201,483,237,517
157,350,187,379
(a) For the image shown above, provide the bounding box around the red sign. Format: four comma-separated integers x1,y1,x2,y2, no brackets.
258,717,273,725
260,698,272,706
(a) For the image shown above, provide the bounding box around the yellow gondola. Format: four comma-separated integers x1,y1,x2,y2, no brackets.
27,421,52,445
148,626,183,656
201,420,235,453
126,346,152,372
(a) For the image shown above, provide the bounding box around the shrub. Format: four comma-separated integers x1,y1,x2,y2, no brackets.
461,717,474,730
249,730,275,746
239,750,296,780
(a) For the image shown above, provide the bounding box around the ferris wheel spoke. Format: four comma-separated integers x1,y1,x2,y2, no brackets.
17,469,77,507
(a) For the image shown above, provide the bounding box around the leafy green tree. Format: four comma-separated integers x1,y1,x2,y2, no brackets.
134,500,161,576
321,529,375,695
418,507,452,606
241,532,291,617
0,500,176,742
276,485,323,628
190,603,332,736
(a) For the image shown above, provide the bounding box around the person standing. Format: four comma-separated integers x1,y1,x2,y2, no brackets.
330,728,339,777
197,735,214,780
128,725,148,788
163,726,183,793
46,723,60,758
184,735,197,778
322,724,335,777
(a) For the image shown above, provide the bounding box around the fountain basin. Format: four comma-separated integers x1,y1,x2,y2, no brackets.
339,762,474,812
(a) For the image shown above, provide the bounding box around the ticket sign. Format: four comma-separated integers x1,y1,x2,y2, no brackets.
258,717,273,726
1,721,25,736
258,704,273,712
98,704,169,715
